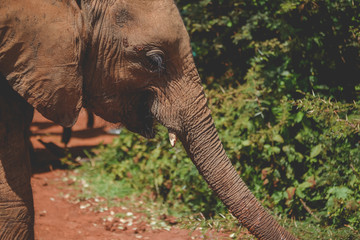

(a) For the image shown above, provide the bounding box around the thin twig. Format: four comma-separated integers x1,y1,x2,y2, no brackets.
350,164,360,179
300,199,320,221
344,224,359,233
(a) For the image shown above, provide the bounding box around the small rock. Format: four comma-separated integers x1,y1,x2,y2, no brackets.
39,210,47,217
80,203,91,209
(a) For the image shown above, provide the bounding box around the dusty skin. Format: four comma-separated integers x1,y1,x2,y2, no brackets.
30,110,237,240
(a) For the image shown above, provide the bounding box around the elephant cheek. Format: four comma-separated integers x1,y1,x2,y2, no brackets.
149,92,182,134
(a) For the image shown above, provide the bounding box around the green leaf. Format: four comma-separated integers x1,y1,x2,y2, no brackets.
273,134,284,143
298,181,313,190
310,144,322,158
296,181,312,199
271,146,281,154
295,112,304,123
272,191,287,204
327,186,353,200
242,140,251,146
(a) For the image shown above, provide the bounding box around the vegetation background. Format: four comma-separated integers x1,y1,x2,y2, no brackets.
77,0,360,238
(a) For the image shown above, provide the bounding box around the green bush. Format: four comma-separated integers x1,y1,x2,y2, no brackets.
83,0,360,231
90,126,225,216
88,82,360,229
177,0,360,101
207,84,360,229
172,0,360,228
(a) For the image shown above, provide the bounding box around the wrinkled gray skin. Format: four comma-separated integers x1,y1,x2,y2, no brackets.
0,0,297,239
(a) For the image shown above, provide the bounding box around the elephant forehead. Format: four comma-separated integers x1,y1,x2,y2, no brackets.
116,0,186,46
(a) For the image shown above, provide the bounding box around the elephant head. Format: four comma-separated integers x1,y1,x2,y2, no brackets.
0,0,296,239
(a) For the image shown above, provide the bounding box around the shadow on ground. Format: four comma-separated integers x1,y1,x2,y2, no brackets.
29,109,117,174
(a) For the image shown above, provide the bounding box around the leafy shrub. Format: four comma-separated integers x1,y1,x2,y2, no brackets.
83,0,360,231
172,0,360,228
90,126,225,216
177,0,360,101
88,82,360,229
207,84,360,229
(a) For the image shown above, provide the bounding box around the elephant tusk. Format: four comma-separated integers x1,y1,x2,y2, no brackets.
169,132,177,147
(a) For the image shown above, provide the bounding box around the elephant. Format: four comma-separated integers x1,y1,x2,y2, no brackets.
61,110,94,146
0,0,297,239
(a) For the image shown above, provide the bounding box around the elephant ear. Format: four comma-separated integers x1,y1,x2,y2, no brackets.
0,0,84,127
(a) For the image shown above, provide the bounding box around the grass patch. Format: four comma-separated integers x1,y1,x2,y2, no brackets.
73,166,134,201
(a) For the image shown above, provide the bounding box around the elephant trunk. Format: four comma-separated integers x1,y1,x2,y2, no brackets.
178,91,296,240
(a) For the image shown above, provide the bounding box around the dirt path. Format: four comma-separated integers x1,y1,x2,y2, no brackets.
30,110,230,240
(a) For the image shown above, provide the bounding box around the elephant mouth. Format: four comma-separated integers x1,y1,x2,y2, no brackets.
137,108,156,139
124,90,156,139
138,91,156,138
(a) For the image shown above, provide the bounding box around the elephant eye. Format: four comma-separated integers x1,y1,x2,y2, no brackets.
145,50,165,73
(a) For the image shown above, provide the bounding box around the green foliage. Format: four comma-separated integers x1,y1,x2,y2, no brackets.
176,0,360,101
86,82,360,230
207,84,360,229
286,217,360,240
86,126,225,216
172,0,360,229
81,0,360,233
